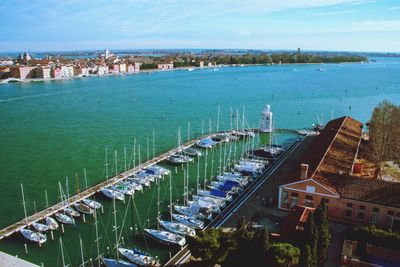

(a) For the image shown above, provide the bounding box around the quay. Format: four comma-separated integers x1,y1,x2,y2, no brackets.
164,135,310,266
0,131,229,241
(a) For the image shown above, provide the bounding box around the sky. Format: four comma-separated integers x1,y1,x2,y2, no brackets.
0,0,399,52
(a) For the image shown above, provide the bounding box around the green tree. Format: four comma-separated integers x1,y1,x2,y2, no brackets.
269,242,300,267
369,100,400,172
300,212,318,266
188,228,230,266
315,202,331,266
299,245,313,267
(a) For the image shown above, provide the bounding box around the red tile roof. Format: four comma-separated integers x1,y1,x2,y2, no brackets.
280,205,315,234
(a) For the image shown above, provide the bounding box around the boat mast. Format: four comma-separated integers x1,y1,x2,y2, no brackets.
94,208,101,267
196,156,200,196
59,237,68,267
204,148,208,190
79,236,85,267
84,168,88,191
187,122,190,144
124,146,127,172
186,163,190,205
105,146,109,179
112,198,119,260
20,184,28,224
157,178,160,230
133,138,136,169
147,136,149,161
177,127,181,152
114,150,118,176
217,105,220,133
152,129,155,159
169,173,172,222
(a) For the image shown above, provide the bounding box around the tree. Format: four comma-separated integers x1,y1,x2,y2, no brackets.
269,242,300,267
299,245,313,267
369,100,400,173
300,212,318,266
314,202,331,266
188,228,231,266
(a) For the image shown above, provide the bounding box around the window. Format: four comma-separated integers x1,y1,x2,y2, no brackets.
305,195,313,200
306,186,315,193
371,214,378,224
358,212,365,220
359,205,366,210
388,210,394,216
291,192,298,197
372,207,379,213
282,191,288,206
345,209,352,218
347,203,353,208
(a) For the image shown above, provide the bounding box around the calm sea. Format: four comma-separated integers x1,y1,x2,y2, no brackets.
0,57,399,266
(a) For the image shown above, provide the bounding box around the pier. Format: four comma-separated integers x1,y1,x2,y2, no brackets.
0,131,228,241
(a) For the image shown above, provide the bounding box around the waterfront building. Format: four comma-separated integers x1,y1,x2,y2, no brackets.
9,66,35,79
34,66,51,79
0,67,10,79
97,65,109,76
119,63,126,73
127,64,135,73
199,61,205,68
157,63,174,70
109,64,120,74
277,116,400,230
74,66,89,77
259,104,273,145
134,62,141,71
51,66,62,78
61,65,74,77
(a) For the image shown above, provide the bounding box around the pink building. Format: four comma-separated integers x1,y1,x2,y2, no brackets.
157,63,173,70
51,67,62,78
109,64,120,74
127,64,135,73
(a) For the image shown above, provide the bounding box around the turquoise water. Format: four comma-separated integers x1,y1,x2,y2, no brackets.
0,57,399,265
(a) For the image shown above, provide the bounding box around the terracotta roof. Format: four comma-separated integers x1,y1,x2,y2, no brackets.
280,205,315,234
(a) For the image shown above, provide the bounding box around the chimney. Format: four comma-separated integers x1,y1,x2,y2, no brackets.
300,164,309,180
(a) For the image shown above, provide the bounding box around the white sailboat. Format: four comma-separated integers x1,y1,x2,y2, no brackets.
168,128,193,164
55,212,75,225
82,198,103,209
45,216,59,230
171,214,204,230
101,188,125,201
32,222,49,232
20,228,47,244
118,248,160,267
74,202,94,215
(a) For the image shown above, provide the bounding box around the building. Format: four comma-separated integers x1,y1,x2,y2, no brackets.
157,63,173,70
97,65,109,76
61,65,74,77
280,205,315,236
10,66,35,79
277,116,400,230
51,66,62,78
119,63,126,73
127,64,135,73
74,66,89,77
134,62,140,71
34,66,51,79
109,64,120,74
199,61,205,68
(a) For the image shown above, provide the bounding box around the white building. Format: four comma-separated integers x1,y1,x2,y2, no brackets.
98,65,109,76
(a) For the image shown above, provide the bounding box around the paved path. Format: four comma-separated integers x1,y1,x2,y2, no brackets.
0,251,39,267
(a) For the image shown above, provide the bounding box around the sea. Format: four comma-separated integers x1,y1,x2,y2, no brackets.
0,57,399,266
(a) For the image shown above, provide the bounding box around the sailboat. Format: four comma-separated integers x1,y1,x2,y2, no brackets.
183,147,202,157
65,207,81,217
32,222,49,232
20,228,47,244
82,198,103,209
171,214,204,230
101,187,125,201
167,128,193,164
146,165,171,176
111,183,135,195
159,174,196,237
118,248,160,267
74,202,95,215
196,137,216,148
102,198,137,267
45,216,59,230
55,212,75,225
143,176,186,247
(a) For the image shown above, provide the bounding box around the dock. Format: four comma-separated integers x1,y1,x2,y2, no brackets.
0,131,229,240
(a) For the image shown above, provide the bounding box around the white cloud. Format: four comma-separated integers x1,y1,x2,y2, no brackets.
313,10,354,16
389,6,400,10
351,20,400,32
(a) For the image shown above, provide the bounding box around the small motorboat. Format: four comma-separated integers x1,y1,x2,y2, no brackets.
101,188,125,201
64,207,81,217
197,189,233,202
128,177,151,187
102,257,137,267
192,195,226,208
171,214,204,229
74,202,94,215
159,220,196,237
20,228,47,244
55,212,75,225
174,204,212,221
32,222,49,232
188,199,221,214
183,147,202,157
167,153,193,164
82,198,102,209
45,216,59,230
118,247,160,267
124,180,143,191
143,228,186,246
211,133,230,143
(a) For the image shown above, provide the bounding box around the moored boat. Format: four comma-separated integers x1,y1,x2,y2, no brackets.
55,212,75,225
101,188,125,201
171,214,204,229
102,257,138,267
32,222,49,232
74,202,94,215
167,153,193,164
64,207,81,217
159,220,196,237
118,247,160,267
82,198,103,209
183,147,202,157
20,228,47,244
143,228,186,246
45,216,59,230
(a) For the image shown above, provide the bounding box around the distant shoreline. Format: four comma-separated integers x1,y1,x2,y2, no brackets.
0,61,367,85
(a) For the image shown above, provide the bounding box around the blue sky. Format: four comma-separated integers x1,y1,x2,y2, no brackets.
0,0,399,52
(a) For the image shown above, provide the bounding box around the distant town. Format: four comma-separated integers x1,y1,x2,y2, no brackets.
0,49,368,83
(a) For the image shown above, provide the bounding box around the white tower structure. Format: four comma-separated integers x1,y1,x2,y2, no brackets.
105,49,110,59
259,104,273,133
